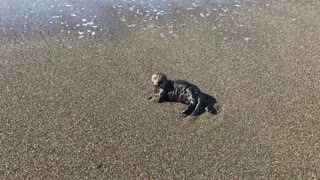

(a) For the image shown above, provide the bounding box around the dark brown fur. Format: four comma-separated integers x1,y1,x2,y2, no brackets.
150,73,215,116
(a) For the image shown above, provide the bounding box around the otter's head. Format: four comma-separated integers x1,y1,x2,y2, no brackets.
151,73,167,88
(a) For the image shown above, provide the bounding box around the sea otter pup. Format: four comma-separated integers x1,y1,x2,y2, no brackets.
151,73,215,116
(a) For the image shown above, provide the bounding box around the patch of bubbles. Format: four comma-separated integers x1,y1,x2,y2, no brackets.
0,0,263,41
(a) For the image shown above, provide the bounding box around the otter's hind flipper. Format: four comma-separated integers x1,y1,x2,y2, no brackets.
205,105,216,114
201,93,218,115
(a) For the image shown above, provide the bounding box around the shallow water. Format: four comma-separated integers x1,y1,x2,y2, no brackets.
0,0,266,41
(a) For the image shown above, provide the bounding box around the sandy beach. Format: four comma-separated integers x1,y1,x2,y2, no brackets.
1,0,320,179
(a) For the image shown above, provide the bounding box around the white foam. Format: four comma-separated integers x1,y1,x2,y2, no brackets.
83,22,94,26
244,37,251,42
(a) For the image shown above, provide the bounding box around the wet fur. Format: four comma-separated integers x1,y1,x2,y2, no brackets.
151,73,215,116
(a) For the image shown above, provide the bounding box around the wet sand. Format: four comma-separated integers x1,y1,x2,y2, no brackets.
1,1,320,179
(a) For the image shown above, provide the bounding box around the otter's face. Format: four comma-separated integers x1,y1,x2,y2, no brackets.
151,73,167,88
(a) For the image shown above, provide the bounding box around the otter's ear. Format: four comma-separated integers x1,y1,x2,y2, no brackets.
160,75,167,84
163,75,168,81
